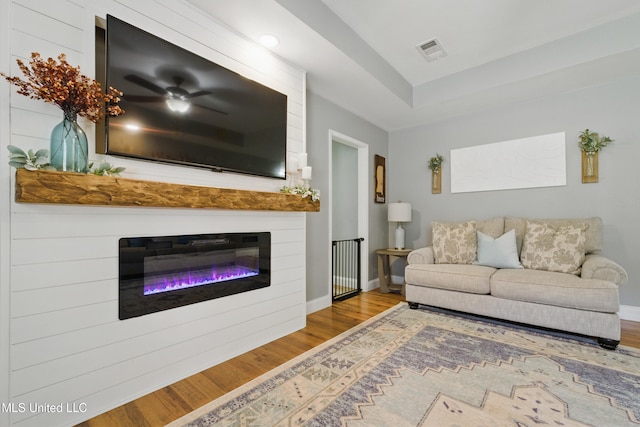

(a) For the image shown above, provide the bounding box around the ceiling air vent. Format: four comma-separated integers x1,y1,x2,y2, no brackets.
416,37,447,62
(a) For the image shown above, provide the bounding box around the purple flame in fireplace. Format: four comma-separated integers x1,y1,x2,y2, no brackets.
143,265,259,295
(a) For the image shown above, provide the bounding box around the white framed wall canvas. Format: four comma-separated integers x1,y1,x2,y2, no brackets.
450,132,566,193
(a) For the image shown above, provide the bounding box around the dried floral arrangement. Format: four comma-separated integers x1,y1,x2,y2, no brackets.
1,52,124,122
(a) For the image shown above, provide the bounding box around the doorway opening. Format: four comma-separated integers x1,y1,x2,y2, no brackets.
329,131,368,301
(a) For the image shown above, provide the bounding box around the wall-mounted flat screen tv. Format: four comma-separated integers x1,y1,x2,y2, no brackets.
99,15,287,179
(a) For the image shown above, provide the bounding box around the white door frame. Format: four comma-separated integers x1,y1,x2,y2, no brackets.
328,130,369,299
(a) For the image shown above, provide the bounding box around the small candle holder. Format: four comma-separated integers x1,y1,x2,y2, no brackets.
287,152,312,186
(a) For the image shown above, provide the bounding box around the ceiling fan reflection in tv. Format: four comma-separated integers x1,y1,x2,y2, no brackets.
123,74,229,115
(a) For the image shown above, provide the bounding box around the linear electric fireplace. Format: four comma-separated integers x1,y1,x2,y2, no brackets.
119,232,270,319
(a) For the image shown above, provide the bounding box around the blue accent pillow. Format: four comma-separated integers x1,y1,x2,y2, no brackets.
474,229,523,269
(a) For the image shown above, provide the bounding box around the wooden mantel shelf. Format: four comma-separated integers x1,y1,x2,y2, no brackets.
15,169,320,212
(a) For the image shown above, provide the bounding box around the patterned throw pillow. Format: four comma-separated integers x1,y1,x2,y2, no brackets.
520,220,588,275
432,221,477,264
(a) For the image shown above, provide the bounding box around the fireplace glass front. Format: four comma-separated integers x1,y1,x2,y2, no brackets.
119,232,270,319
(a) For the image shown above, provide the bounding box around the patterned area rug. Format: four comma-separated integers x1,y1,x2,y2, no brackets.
168,303,640,427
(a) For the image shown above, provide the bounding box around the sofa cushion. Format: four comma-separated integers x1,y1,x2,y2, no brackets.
432,220,477,264
505,216,603,255
520,220,588,275
405,263,494,294
490,269,619,313
476,217,505,238
474,229,523,269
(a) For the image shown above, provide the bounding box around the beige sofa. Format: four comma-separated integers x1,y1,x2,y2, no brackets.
405,217,628,349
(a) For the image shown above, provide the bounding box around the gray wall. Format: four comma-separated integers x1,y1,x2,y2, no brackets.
388,76,640,307
332,141,358,240
306,92,389,302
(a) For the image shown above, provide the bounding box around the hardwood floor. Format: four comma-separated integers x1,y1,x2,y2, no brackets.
621,319,640,348
77,291,639,427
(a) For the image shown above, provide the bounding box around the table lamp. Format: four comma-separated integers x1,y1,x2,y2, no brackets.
388,202,412,249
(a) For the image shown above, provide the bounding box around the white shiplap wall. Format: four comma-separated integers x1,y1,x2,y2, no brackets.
1,1,308,426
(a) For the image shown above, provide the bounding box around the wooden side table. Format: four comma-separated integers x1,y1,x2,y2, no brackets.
376,248,412,294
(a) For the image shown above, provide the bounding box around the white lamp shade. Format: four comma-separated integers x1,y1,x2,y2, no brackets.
388,202,412,223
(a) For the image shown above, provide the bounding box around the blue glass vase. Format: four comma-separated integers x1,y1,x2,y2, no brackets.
50,113,88,172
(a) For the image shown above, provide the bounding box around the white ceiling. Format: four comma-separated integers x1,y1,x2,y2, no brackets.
185,0,640,131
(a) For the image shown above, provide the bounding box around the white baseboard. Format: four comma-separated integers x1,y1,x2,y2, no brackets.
620,305,640,322
332,275,358,288
306,294,331,314
367,276,405,291
307,278,381,314
366,278,380,292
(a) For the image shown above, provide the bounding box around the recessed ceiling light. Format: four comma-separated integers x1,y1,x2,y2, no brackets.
259,34,279,48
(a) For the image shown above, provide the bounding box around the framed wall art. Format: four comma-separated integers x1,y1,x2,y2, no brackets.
374,154,386,203
450,132,566,193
